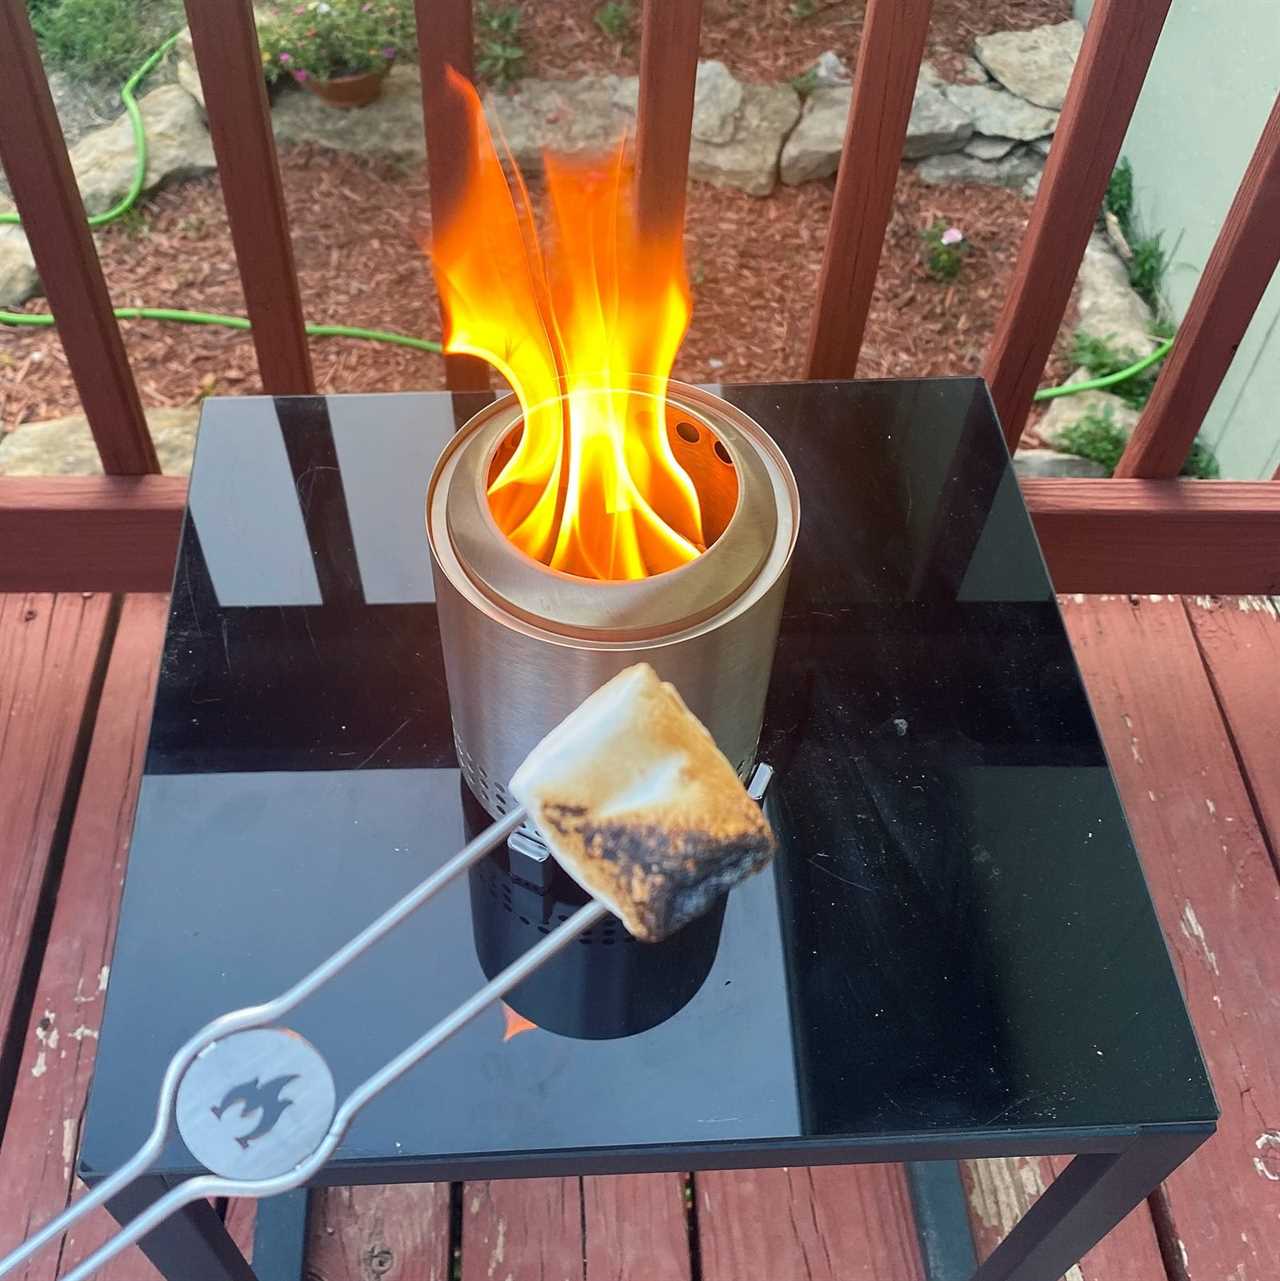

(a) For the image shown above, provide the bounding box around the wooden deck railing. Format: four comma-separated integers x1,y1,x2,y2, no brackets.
0,0,1278,593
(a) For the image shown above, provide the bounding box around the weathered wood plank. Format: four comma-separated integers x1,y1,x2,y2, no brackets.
962,1154,1165,1281
1061,595,1280,1280
0,594,111,1095
415,0,490,393
635,0,703,239
307,1185,450,1281
984,0,1171,447
697,1166,925,1281
805,0,932,378
583,1174,691,1281
1023,479,1280,595
184,0,314,393
0,1,155,474
1117,94,1280,477
0,478,185,593
1186,595,1280,861
0,595,167,1281
461,1179,582,1281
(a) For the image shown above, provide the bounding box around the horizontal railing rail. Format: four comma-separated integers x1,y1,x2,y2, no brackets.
0,0,1277,593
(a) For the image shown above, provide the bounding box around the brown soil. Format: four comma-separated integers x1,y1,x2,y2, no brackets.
0,143,1072,430
515,0,1072,86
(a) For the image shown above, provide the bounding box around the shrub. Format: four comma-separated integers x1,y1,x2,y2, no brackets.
257,0,414,85
920,221,969,282
1103,157,1166,313
32,0,182,83
475,2,524,86
1070,331,1162,410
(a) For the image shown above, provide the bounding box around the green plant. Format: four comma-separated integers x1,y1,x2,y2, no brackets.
475,2,524,85
32,0,182,83
920,220,969,282
1105,158,1134,233
257,0,414,85
789,0,818,18
1057,405,1219,479
1070,331,1165,409
594,0,634,42
1102,157,1167,312
789,68,819,98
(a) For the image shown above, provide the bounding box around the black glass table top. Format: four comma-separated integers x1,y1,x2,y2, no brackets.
82,379,1214,1181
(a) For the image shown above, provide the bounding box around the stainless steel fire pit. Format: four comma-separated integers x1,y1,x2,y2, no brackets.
426,377,799,816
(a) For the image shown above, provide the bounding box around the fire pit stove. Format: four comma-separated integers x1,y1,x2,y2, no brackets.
427,376,799,827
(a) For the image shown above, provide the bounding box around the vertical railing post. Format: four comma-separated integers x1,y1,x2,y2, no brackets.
416,0,491,393
805,0,933,380
185,0,314,395
982,0,1170,449
1116,93,1280,478
634,0,704,240
0,0,156,474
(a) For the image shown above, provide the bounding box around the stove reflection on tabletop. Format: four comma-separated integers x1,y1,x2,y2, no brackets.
460,781,725,1040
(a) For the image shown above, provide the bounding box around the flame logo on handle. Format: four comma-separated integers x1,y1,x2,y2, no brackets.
210,1075,299,1150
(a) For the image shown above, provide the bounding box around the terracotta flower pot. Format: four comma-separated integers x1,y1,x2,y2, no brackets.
303,65,389,108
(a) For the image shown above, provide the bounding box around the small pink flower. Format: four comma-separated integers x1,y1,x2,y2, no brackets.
294,3,305,11
292,68,310,81
381,45,396,58
278,51,292,64
362,2,372,8
940,227,964,246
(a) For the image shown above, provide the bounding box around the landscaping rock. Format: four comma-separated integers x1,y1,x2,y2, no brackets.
780,86,848,184
919,57,989,87
905,77,973,159
690,83,800,196
69,85,214,218
974,20,1083,111
1012,447,1107,478
963,134,1017,161
916,146,1042,188
0,406,201,476
174,25,204,109
1037,367,1141,446
1076,232,1158,357
274,66,428,163
0,228,38,308
808,49,852,88
1032,137,1053,156
941,82,1058,141
691,60,743,144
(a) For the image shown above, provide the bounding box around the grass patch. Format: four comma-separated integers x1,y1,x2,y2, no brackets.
1057,406,1219,479
32,0,182,83
594,0,634,42
1103,158,1166,314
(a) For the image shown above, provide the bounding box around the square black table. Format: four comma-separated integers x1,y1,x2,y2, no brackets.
81,380,1215,1281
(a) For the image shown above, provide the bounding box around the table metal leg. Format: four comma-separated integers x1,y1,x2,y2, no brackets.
101,1175,260,1281
251,1189,310,1281
970,1131,1209,1281
907,1161,979,1281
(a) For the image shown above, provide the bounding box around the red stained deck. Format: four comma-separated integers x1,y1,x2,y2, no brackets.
1,593,1277,1281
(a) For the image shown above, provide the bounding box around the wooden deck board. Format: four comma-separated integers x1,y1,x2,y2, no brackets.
0,595,167,1281
0,594,111,1101
461,1178,583,1281
696,1165,926,1281
1061,595,1280,1281
307,1184,450,1281
1185,595,1280,860
584,1174,692,1281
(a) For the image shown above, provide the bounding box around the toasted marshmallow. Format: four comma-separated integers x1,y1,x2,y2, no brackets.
510,663,776,942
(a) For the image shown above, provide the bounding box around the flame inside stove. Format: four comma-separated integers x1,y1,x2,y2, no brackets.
429,69,704,580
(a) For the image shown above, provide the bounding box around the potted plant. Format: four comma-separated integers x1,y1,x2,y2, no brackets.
259,0,414,108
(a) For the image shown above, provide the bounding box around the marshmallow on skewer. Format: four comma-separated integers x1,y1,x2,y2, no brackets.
510,664,776,942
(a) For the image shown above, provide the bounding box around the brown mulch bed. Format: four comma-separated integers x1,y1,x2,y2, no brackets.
516,0,1073,86
0,145,1071,428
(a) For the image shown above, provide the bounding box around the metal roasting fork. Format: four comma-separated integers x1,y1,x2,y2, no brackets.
0,761,772,1281
0,805,606,1281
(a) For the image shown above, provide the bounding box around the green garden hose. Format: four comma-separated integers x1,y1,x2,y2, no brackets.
0,306,441,353
0,33,180,229
0,35,1166,388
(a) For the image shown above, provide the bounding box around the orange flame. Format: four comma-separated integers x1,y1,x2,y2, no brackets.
500,1002,538,1043
429,69,704,580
